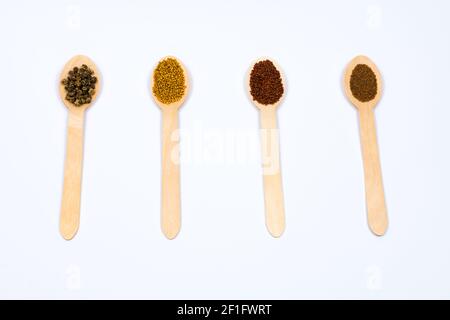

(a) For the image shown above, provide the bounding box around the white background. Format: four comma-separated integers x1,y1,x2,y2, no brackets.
0,0,449,299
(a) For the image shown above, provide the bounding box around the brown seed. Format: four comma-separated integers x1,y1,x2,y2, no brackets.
249,60,284,105
350,64,377,102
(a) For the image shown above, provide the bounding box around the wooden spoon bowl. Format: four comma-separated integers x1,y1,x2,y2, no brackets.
59,55,101,112
343,55,382,111
151,55,189,111
246,57,286,111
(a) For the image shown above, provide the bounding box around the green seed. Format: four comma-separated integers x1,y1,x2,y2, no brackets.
61,64,97,107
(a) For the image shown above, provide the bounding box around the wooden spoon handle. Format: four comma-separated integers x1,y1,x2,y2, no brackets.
161,108,181,239
259,107,285,237
358,107,388,235
60,109,85,240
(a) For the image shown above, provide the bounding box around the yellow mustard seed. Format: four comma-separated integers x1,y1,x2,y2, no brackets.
152,58,186,104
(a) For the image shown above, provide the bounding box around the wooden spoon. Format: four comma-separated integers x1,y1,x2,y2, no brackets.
151,56,189,240
59,55,101,240
343,55,388,236
247,58,286,238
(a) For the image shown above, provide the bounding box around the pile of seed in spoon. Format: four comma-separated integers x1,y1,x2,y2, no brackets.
249,60,284,105
350,64,377,102
152,57,186,105
61,64,97,106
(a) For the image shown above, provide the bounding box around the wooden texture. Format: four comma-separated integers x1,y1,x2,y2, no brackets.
343,55,388,236
59,55,100,240
151,56,189,240
160,106,181,239
247,57,286,237
259,106,285,237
